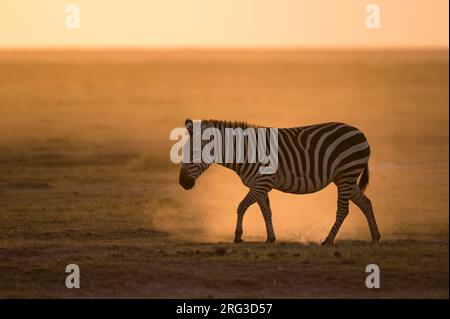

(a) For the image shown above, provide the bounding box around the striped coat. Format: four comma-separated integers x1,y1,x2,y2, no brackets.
179,119,380,245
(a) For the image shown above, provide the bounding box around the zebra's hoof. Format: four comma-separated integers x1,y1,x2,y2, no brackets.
234,238,244,243
371,234,381,244
321,240,334,246
266,237,276,243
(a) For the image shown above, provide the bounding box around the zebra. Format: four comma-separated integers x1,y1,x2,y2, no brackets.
178,118,380,245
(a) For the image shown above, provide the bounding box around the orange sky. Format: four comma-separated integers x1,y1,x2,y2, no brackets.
0,0,448,48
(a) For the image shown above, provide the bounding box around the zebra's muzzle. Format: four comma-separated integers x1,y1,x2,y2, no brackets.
179,173,195,190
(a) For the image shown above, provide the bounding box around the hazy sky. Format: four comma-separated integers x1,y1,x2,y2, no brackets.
1,0,448,48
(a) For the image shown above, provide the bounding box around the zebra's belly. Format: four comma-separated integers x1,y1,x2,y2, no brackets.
273,174,332,194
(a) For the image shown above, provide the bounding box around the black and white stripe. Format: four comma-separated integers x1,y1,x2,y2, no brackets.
179,119,380,244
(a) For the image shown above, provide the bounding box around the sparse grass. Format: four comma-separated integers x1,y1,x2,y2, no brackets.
0,236,448,298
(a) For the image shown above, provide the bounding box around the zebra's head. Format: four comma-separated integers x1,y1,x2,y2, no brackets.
179,118,212,190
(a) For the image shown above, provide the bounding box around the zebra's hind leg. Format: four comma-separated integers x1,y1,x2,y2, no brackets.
321,182,353,245
234,191,257,243
256,193,276,243
350,186,381,243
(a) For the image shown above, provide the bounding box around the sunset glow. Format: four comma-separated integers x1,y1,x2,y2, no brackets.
1,0,448,48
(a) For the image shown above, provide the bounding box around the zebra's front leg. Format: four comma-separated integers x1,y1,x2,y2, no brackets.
234,191,257,243
256,193,276,243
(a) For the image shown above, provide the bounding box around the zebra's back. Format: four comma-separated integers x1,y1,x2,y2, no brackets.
273,122,370,194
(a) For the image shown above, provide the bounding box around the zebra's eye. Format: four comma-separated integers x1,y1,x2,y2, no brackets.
185,118,193,135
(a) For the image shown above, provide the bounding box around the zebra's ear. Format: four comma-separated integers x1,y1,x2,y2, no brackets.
185,118,193,134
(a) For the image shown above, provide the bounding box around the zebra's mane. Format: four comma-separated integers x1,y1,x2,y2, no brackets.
206,119,260,130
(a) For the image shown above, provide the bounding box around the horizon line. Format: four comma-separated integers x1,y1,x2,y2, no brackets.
0,45,448,51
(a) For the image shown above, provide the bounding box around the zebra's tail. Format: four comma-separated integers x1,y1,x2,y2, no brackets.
358,163,369,193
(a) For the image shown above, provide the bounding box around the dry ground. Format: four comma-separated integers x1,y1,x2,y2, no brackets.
0,49,448,298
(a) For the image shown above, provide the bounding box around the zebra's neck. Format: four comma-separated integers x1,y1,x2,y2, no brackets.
205,119,261,174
